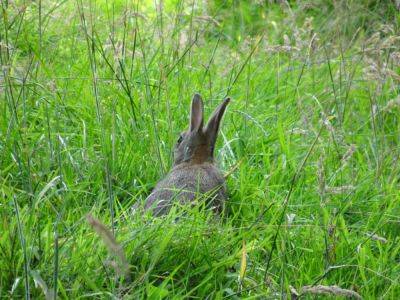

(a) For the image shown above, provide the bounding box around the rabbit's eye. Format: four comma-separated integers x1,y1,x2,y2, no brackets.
177,135,183,144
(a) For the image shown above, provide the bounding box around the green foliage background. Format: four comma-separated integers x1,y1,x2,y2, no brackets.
1,0,399,298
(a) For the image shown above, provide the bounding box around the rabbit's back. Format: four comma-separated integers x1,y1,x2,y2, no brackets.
144,162,226,215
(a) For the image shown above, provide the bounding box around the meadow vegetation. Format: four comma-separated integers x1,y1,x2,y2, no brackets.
1,0,399,298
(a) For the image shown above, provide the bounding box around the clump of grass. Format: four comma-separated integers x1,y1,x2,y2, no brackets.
1,0,399,298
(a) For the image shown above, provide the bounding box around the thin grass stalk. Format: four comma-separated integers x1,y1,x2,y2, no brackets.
53,219,59,300
263,126,323,281
13,196,30,300
77,0,115,233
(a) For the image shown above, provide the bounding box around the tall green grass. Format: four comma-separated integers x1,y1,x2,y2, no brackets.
1,0,399,298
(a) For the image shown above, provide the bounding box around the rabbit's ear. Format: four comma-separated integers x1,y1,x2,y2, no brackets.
190,94,204,132
205,97,230,147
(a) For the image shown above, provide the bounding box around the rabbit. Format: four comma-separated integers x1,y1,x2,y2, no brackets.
134,94,230,216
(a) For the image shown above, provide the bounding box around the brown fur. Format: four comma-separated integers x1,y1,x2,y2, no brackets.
144,162,226,216
134,94,230,216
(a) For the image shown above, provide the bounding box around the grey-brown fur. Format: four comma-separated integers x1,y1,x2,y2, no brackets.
135,94,230,216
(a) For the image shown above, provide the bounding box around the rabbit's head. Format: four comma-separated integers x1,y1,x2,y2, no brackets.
173,94,230,166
